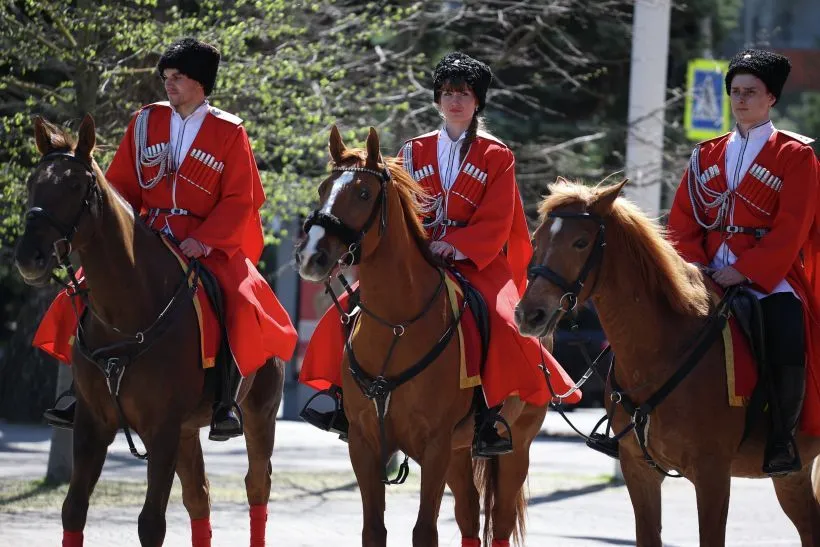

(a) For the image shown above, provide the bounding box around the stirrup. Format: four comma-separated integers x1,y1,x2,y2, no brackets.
472,413,513,459
43,387,76,430
586,432,620,459
299,387,347,435
209,401,244,442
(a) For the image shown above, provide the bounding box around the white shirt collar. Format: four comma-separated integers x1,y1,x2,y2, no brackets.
438,126,467,144
171,100,210,122
729,119,774,143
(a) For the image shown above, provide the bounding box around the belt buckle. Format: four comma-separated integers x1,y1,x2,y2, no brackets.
725,225,740,234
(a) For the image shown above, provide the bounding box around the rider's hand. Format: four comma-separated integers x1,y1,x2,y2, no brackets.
180,237,207,259
430,241,456,260
711,266,748,288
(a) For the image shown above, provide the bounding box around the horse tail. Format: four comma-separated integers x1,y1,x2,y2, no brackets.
474,457,526,546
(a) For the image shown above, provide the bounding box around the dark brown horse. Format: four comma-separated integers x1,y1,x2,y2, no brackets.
515,179,820,547
295,125,547,547
13,115,284,547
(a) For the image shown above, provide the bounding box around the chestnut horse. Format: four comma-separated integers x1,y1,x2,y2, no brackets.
515,179,820,546
13,115,284,547
296,125,547,547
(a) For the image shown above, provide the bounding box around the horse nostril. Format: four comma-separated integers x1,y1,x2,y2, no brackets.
528,308,547,326
312,249,329,269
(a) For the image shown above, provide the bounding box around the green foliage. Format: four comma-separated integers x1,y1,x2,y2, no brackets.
0,0,421,249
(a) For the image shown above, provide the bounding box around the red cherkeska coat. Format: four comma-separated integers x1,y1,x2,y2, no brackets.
299,131,581,407
668,129,820,434
34,102,297,375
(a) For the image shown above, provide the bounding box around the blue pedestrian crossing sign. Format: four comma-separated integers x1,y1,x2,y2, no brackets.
684,59,731,141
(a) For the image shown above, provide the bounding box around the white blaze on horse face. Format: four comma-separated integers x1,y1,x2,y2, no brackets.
302,225,326,259
321,171,355,214
549,217,563,237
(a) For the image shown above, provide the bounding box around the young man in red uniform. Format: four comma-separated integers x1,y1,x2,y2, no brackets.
299,52,581,457
668,49,820,475
38,38,298,441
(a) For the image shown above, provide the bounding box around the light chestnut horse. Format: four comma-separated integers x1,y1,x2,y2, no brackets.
296,126,548,547
515,180,820,547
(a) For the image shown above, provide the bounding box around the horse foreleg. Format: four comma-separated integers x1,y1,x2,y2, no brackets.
138,423,181,547
242,358,285,547
691,459,731,547
413,436,451,547
61,400,116,547
348,426,387,547
774,459,820,546
446,448,480,546
175,428,211,547
620,451,664,547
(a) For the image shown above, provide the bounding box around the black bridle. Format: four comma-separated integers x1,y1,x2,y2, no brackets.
302,165,390,266
24,151,100,272
527,211,607,311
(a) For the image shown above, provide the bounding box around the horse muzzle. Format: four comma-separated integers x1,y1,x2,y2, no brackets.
514,302,556,339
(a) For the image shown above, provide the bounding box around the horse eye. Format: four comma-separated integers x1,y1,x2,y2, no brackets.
573,238,589,250
358,188,370,201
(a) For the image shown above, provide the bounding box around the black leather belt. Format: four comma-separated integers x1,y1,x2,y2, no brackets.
424,217,467,228
720,225,769,239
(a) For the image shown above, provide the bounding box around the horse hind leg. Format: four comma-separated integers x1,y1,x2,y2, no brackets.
61,399,116,547
773,457,820,546
480,444,528,547
446,448,480,546
138,422,182,547
241,357,285,547
175,428,211,547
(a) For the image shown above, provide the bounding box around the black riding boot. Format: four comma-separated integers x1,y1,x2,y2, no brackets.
209,361,244,442
43,386,77,430
760,293,805,476
300,385,349,441
472,392,513,458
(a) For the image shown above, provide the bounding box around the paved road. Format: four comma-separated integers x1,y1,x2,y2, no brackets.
0,410,800,546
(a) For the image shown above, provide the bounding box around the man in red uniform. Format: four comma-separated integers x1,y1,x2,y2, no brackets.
299,52,581,458
38,38,298,440
668,49,820,475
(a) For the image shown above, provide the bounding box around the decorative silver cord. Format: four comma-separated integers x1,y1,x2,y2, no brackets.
134,108,170,189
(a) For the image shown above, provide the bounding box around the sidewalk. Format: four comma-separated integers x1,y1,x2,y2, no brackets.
0,410,800,546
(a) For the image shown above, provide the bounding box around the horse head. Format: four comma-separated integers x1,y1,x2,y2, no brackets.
14,114,101,287
296,124,390,281
515,178,626,338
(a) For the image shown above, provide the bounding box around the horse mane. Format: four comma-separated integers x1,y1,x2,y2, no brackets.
539,182,710,316
337,148,433,261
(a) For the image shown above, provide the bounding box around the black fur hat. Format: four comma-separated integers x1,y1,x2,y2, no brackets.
157,38,220,96
432,52,493,112
725,49,791,104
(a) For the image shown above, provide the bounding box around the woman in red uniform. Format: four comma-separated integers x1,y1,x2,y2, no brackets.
668,49,820,475
300,52,580,457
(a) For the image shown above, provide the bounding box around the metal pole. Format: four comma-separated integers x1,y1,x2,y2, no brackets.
622,0,672,219
276,218,304,420
616,0,671,481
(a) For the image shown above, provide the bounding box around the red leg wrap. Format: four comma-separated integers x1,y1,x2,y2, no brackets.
462,538,482,547
191,517,212,547
250,504,268,547
491,540,511,547
62,530,83,547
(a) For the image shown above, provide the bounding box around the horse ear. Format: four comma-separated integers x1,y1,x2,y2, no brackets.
75,114,96,161
329,124,345,164
33,116,54,156
365,127,381,169
555,175,571,185
591,179,628,215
